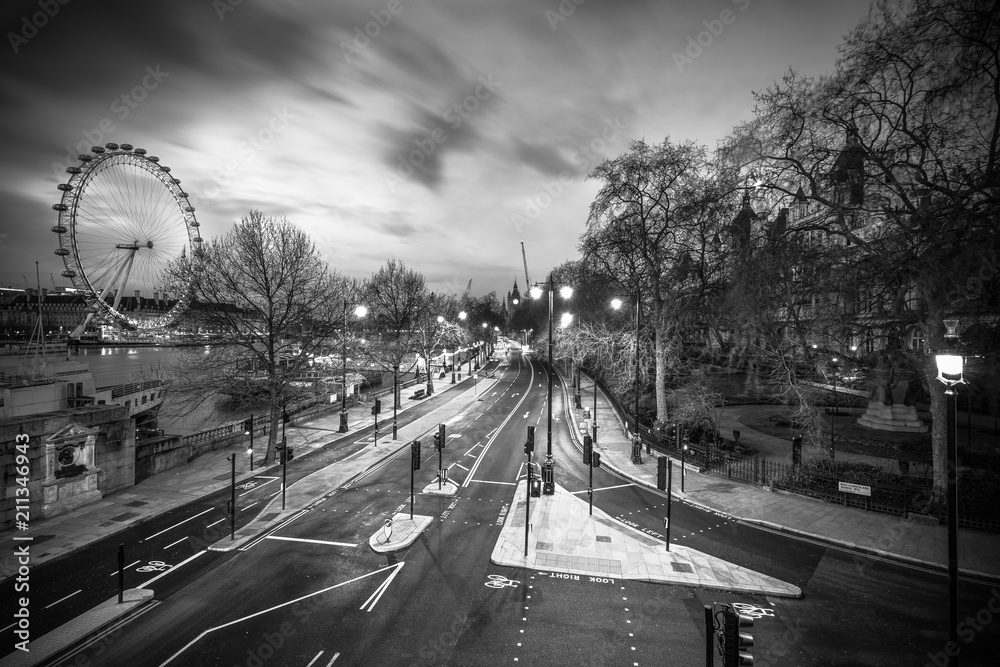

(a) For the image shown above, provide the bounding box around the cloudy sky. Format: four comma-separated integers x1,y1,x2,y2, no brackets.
0,0,873,302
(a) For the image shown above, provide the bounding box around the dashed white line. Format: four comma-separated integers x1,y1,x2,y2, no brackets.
306,651,324,667
44,590,81,609
206,518,226,528
325,654,340,666
110,560,141,576
164,536,188,550
143,507,214,542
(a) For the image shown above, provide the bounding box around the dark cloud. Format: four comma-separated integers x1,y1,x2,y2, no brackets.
380,101,482,190
514,139,575,176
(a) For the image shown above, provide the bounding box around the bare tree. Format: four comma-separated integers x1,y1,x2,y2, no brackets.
164,211,344,462
724,0,1000,504
580,138,733,425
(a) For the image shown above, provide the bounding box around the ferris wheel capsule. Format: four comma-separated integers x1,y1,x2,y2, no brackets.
105,142,120,150
91,146,105,154
120,143,134,150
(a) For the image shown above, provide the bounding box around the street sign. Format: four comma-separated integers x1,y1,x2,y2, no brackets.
383,518,392,542
838,481,871,496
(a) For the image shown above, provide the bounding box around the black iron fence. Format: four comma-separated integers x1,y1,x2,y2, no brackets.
581,370,1000,533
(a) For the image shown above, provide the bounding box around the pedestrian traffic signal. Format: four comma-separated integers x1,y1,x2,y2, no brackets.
371,399,381,415
524,425,535,455
592,452,601,468
411,440,421,470
583,435,593,466
657,456,667,491
720,606,754,666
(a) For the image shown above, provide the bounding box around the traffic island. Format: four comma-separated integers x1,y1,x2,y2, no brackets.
369,512,432,553
422,479,459,496
492,481,802,598
0,589,154,667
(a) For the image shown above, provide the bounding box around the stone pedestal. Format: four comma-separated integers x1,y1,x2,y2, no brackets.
857,401,928,433
42,468,102,519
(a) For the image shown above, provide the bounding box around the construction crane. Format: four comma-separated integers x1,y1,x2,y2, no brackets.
520,240,531,287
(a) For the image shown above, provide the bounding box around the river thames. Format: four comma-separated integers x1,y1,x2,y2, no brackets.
71,345,252,436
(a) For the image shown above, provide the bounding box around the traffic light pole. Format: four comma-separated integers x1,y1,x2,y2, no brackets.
248,414,254,472
525,451,531,558
666,459,672,552
228,453,236,540
703,605,714,666
544,276,554,494
410,445,415,520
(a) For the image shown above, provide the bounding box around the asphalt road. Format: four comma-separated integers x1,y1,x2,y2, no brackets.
9,350,1000,665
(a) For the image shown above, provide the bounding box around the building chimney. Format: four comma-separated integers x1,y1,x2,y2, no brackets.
153,291,159,303
41,288,48,300
134,290,140,299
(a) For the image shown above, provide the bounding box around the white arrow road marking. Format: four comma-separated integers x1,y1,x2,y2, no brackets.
523,412,530,419
360,561,404,612
159,562,404,666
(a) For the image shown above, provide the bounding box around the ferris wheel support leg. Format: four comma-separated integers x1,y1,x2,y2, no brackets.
109,251,138,314
70,311,96,339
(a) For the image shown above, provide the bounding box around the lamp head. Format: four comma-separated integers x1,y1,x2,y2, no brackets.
610,298,623,310
529,286,543,299
354,305,368,318
935,353,964,385
559,286,573,299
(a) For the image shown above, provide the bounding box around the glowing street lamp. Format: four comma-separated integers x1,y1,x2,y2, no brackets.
935,318,964,661
530,275,572,494
339,301,368,433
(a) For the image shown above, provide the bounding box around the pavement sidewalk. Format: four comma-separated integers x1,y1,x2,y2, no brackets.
570,373,1000,581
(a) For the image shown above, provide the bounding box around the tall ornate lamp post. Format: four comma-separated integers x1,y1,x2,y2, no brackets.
529,275,573,495
611,291,642,464
935,318,964,664
339,300,368,433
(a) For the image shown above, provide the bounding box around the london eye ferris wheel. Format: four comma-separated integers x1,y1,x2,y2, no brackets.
51,143,202,335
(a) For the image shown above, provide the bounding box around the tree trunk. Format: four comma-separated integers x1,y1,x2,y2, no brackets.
266,405,279,464
926,357,947,509
653,311,668,423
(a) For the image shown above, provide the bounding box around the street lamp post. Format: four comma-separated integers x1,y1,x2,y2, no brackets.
392,364,399,440
935,318,964,664
530,276,572,495
612,292,642,464
340,299,368,433
829,356,839,460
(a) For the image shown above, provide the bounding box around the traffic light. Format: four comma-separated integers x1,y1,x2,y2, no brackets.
791,435,802,466
371,398,381,415
592,452,601,468
282,411,290,424
411,440,421,470
657,456,667,491
666,423,677,441
583,435,593,466
524,425,535,455
243,418,252,434
720,606,754,666
437,423,446,450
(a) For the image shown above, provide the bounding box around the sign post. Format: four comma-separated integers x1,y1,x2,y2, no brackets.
383,518,392,543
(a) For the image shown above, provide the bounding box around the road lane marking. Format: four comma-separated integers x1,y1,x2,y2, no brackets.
206,518,226,528
142,507,214,542
265,536,357,547
360,561,404,612
44,590,81,608
570,483,635,495
306,651,324,667
469,479,516,486
109,560,141,576
138,550,207,590
164,536,188,550
240,477,279,497
159,563,405,666
463,359,534,488
452,463,469,471
326,654,341,666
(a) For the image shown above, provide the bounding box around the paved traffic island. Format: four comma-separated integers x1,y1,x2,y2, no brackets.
369,513,433,553
492,481,802,599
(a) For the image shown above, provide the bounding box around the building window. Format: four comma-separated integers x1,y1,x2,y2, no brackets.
909,328,925,352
